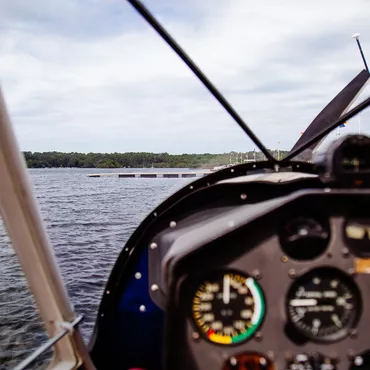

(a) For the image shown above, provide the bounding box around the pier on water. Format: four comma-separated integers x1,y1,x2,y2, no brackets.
88,171,212,178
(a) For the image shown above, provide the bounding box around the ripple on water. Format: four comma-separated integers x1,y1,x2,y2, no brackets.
0,168,190,367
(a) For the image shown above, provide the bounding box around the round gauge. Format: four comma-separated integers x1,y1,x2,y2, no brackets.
191,271,265,345
286,267,361,342
279,216,330,261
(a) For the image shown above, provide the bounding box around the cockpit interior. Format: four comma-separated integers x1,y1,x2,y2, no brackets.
89,135,370,370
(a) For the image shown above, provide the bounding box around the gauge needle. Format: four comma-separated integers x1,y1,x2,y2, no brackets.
223,274,230,304
290,299,317,306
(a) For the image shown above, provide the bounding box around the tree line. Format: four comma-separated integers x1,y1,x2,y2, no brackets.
23,150,290,169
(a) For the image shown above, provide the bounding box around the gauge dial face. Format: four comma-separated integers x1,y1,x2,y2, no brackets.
287,267,361,342
192,271,265,345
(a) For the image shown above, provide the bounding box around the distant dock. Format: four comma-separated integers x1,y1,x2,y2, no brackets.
88,171,212,178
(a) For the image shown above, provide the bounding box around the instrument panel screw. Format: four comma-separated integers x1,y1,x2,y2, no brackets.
170,221,177,228
347,350,355,360
150,242,157,250
231,169,235,173
288,268,296,278
348,268,356,276
229,357,238,366
341,248,350,258
151,284,159,291
135,272,142,279
354,356,363,366
349,329,357,339
106,290,110,295
240,193,247,200
253,270,262,280
254,331,262,341
139,305,146,312
191,332,200,340
281,255,289,263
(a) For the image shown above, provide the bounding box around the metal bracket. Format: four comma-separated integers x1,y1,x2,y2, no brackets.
12,315,83,370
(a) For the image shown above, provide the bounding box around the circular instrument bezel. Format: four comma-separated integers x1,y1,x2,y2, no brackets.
278,214,331,261
190,269,266,346
286,266,362,343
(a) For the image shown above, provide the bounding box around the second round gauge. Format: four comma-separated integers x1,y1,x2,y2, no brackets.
191,270,265,345
286,267,361,342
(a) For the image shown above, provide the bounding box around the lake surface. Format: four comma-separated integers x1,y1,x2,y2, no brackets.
0,168,192,368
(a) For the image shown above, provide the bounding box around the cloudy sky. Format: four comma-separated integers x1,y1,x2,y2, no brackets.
0,0,370,154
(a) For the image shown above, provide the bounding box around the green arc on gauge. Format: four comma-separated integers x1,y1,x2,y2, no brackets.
231,277,265,343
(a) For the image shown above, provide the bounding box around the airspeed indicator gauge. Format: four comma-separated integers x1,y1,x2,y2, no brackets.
191,270,265,345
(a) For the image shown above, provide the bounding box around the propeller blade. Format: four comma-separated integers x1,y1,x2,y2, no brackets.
289,69,370,161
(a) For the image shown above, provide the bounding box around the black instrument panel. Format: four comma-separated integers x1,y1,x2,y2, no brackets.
159,191,370,370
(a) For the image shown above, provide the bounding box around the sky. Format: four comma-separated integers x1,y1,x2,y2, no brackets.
0,0,370,154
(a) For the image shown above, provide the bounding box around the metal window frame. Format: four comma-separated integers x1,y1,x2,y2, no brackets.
0,88,96,370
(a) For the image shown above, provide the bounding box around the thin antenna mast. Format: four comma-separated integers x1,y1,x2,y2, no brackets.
352,33,369,72
126,0,275,162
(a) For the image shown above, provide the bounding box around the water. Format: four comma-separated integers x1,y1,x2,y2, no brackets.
0,168,191,368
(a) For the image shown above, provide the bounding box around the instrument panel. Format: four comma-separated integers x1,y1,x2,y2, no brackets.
157,192,370,370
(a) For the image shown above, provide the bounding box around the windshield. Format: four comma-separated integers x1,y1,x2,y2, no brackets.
0,0,370,368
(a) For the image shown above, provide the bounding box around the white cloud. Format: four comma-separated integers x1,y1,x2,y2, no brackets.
0,0,370,154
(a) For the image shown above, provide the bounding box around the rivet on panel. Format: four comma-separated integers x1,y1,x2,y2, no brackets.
229,357,238,366
135,272,142,279
240,193,247,200
231,169,234,173
281,255,288,263
288,268,296,278
347,350,355,360
348,268,356,276
354,356,363,366
106,290,110,295
192,332,200,340
170,221,177,228
153,212,157,217
139,305,146,312
151,284,159,291
267,351,275,361
150,242,157,250
254,331,262,341
253,270,261,280
341,248,350,258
